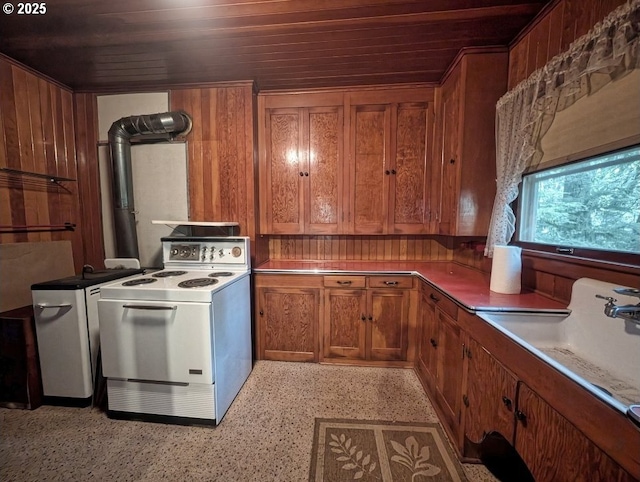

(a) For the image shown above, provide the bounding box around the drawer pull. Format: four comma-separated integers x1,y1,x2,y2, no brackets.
360,314,366,322
515,410,527,423
430,338,438,347
383,281,399,286
337,280,352,286
502,396,513,410
429,293,440,302
123,304,177,311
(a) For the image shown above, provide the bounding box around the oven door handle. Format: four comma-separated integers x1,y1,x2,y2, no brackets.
35,303,72,309
122,304,177,311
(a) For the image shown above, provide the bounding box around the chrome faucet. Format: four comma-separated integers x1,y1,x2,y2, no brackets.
596,288,640,325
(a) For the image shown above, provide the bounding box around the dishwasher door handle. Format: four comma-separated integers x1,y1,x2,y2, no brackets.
36,303,72,309
122,304,177,311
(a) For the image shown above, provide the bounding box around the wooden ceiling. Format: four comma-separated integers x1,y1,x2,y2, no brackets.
0,0,551,92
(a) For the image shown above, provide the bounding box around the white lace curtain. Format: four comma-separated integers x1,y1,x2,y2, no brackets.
484,0,640,257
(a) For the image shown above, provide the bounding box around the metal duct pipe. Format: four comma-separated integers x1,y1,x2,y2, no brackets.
108,111,192,259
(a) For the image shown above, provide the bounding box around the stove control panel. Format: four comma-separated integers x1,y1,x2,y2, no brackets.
163,237,249,268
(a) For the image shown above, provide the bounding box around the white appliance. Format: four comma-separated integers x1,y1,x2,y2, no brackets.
98,236,252,425
31,268,143,405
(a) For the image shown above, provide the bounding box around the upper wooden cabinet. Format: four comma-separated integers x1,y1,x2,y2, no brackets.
258,87,434,235
259,92,345,234
433,49,508,236
349,94,433,234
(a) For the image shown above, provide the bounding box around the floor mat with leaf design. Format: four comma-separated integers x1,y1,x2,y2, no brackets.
309,419,468,482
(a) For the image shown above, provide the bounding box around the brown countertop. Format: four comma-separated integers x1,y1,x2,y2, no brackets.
253,259,568,313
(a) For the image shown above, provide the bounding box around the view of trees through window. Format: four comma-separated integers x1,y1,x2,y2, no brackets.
519,145,640,254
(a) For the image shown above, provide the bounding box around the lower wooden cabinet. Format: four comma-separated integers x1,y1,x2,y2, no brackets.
416,281,463,440
322,275,411,362
434,308,463,437
255,274,321,362
255,273,413,365
457,311,639,480
514,383,636,482
323,287,367,359
462,337,518,446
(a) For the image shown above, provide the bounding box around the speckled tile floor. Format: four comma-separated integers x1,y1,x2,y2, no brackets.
0,361,498,482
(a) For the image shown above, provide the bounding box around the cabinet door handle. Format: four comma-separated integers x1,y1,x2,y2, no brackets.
299,172,304,176
259,310,264,316
368,315,373,321
383,281,398,286
429,293,440,302
385,170,390,175
515,410,527,424
430,338,438,347
35,303,72,309
361,314,366,321
502,396,513,410
304,172,309,176
449,158,455,164
337,280,352,286
462,394,469,407
391,169,396,175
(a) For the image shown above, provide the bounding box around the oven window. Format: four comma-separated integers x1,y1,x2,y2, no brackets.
517,145,640,255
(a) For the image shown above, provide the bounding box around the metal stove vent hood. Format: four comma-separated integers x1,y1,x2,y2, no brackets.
108,111,192,259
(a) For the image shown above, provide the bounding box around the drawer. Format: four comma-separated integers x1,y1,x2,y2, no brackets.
323,275,366,289
367,276,414,289
420,282,458,319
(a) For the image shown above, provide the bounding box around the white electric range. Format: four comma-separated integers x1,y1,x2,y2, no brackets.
98,236,251,425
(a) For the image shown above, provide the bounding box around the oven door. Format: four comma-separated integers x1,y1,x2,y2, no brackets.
98,299,213,384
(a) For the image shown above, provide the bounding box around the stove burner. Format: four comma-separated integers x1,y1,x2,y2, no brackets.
152,270,188,278
178,278,219,289
122,278,157,286
208,272,234,278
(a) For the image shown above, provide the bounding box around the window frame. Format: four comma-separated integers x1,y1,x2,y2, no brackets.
513,145,640,267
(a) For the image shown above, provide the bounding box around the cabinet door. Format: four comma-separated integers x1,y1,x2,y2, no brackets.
263,108,304,233
437,69,460,235
323,289,367,360
258,287,319,362
306,106,344,233
463,337,518,447
389,103,430,233
515,383,636,482
351,104,389,234
417,289,438,391
435,309,463,436
367,288,409,361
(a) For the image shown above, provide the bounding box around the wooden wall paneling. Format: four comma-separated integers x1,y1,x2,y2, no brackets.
527,14,551,73
0,60,21,244
266,235,455,261
507,37,529,91
0,57,84,271
547,2,565,60
521,251,640,303
171,83,257,244
508,0,627,88
73,92,103,270
28,73,52,243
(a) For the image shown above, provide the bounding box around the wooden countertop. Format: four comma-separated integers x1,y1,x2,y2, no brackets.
254,260,568,313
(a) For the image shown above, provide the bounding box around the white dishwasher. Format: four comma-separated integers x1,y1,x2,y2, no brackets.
31,269,142,405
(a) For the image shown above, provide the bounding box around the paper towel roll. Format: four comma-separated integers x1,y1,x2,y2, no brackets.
490,245,522,294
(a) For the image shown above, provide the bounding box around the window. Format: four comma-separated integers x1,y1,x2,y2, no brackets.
518,145,640,255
